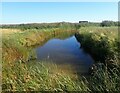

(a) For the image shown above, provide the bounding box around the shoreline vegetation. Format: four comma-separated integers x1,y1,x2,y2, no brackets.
1,21,120,91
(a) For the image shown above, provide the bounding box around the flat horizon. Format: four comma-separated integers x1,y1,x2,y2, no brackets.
1,20,118,25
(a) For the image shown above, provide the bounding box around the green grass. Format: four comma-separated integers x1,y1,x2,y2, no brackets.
2,59,120,92
2,60,90,91
89,62,120,92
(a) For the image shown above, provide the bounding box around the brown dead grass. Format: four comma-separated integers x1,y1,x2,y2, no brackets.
2,47,23,63
1,29,22,35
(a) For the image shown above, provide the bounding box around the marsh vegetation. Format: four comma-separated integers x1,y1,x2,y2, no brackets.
1,22,120,92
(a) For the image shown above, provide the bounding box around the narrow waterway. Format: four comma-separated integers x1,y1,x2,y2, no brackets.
35,35,94,75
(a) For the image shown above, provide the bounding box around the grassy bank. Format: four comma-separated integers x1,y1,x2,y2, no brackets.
75,27,119,64
75,27,120,91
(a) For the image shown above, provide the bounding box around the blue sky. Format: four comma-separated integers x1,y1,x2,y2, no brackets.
1,2,118,24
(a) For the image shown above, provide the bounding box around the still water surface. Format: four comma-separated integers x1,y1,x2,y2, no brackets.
35,35,94,75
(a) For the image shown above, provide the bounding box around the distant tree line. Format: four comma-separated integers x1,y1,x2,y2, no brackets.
79,20,119,27
100,21,119,27
0,21,119,30
1,22,78,30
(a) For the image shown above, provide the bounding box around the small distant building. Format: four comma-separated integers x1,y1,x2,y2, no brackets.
79,21,88,23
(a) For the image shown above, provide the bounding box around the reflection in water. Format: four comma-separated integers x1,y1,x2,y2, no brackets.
35,35,94,75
